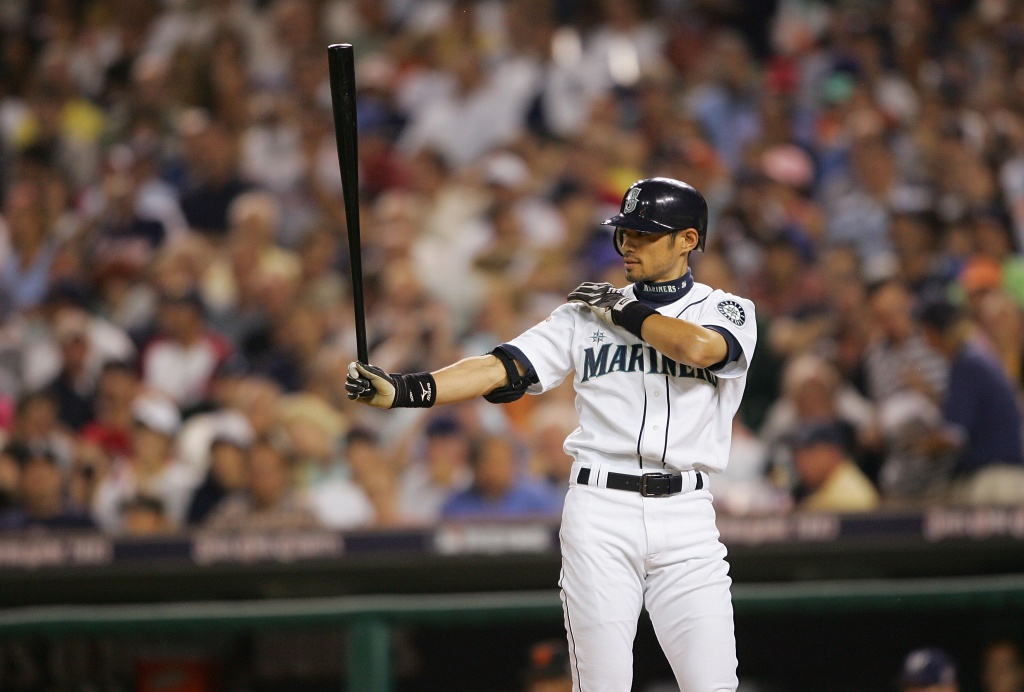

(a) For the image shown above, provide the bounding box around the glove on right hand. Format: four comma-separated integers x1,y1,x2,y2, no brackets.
346,362,436,409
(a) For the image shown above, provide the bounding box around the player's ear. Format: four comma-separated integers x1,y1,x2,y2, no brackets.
676,228,699,254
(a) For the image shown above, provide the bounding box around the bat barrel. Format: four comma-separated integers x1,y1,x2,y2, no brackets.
327,43,369,364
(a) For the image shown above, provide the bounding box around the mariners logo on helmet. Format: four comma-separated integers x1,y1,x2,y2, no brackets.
603,177,709,255
717,300,745,326
624,187,642,213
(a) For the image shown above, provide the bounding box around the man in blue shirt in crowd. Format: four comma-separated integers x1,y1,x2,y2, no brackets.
441,433,563,520
918,298,1024,504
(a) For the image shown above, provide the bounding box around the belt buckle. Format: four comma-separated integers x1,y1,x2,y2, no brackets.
640,473,672,497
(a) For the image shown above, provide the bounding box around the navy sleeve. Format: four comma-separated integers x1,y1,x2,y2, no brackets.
703,325,742,371
496,343,540,384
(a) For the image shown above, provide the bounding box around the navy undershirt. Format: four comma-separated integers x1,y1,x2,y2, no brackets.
633,270,695,306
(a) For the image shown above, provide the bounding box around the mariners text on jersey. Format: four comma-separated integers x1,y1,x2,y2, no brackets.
581,343,719,385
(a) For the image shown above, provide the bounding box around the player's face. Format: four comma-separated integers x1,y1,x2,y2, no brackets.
617,228,695,283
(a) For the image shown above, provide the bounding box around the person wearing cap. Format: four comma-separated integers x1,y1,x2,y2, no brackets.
185,431,251,525
286,402,375,531
398,415,473,524
900,647,958,692
916,298,1024,504
91,395,196,533
792,421,879,513
0,443,95,530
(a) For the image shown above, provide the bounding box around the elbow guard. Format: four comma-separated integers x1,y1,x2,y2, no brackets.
483,347,535,404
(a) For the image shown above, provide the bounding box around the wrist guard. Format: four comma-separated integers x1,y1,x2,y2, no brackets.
392,372,437,408
612,299,657,340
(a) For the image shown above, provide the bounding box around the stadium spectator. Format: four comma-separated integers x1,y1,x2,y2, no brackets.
68,438,108,517
201,190,299,322
442,433,562,520
228,376,283,442
78,360,139,460
972,212,1024,309
791,421,879,514
972,290,1024,389
178,120,253,237
92,395,194,533
141,289,231,409
0,181,58,311
42,309,96,431
23,296,137,397
900,647,958,692
715,417,790,516
120,495,174,536
205,438,319,531
863,279,947,407
8,391,75,471
525,401,577,498
0,443,94,530
185,432,250,526
917,298,1024,505
340,426,396,527
760,353,874,488
982,639,1024,692
86,148,171,275
398,416,473,524
397,42,535,169
286,398,374,530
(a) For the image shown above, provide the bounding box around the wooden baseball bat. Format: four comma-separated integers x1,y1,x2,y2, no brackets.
327,43,368,364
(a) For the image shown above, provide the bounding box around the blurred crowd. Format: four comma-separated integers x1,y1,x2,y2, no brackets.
1,0,1024,536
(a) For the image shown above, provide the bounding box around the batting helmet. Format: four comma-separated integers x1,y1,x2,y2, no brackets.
602,177,708,255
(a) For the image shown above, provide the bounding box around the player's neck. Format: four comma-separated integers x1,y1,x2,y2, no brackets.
633,268,694,306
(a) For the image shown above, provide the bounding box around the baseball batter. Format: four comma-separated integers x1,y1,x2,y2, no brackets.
347,178,756,691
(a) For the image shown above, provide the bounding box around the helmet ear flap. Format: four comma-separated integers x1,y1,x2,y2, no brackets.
614,227,625,256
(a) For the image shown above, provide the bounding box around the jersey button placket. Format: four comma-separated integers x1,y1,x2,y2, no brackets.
639,370,669,466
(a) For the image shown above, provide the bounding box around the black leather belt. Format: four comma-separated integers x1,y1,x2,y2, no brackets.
575,467,702,497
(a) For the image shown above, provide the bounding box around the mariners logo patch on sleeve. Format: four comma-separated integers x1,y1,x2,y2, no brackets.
717,300,746,326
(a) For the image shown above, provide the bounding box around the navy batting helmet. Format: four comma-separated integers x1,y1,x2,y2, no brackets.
603,177,708,255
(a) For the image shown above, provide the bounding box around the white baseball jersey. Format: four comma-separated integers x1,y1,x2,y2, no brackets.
502,281,757,475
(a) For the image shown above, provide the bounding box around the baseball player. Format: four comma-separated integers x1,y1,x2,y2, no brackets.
347,178,756,691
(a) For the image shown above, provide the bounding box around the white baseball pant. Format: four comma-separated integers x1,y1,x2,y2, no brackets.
559,462,738,691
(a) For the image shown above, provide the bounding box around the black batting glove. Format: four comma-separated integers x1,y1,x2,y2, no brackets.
568,282,656,339
346,362,437,409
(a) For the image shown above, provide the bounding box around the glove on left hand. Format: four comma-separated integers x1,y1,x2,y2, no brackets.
568,282,656,339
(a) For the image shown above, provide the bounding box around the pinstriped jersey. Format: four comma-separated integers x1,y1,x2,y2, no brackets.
503,282,757,474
